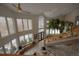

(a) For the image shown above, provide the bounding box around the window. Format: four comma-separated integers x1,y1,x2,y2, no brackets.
28,19,32,30
11,39,18,53
25,34,33,44
76,21,79,25
75,16,79,26
23,19,28,30
47,29,60,35
0,17,8,37
7,17,15,34
28,34,33,42
46,20,49,23
38,29,44,32
19,36,26,46
4,42,12,54
38,16,44,28
25,35,29,43
0,47,4,54
50,29,54,34
38,16,44,32
76,19,79,26
16,19,23,32
46,29,49,35
57,29,60,34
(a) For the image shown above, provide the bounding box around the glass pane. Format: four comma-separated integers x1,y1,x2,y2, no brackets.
0,47,4,54
7,17,15,34
46,29,49,35
4,42,12,54
16,19,23,32
55,29,57,34
38,29,44,32
76,21,79,25
28,19,32,30
19,36,25,46
25,35,29,43
0,17,8,37
50,29,54,34
58,29,60,34
28,34,33,42
38,16,44,28
23,19,28,30
46,20,49,23
11,38,18,53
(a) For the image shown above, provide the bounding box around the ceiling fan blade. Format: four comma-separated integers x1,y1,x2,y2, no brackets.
12,4,31,14
12,4,17,8
12,3,22,13
17,3,22,10
22,10,31,14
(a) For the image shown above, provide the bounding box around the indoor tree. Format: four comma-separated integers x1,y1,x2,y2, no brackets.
47,18,73,35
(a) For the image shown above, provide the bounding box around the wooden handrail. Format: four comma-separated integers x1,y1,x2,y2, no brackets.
0,42,36,56
16,42,36,55
0,54,18,56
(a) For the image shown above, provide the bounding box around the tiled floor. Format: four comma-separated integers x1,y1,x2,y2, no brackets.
24,40,45,55
24,40,79,56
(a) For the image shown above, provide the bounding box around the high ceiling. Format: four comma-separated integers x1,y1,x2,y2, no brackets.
4,3,79,18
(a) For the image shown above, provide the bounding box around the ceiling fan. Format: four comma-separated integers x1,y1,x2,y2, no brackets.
12,3,31,14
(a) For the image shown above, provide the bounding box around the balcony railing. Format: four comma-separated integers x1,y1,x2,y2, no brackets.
34,31,45,42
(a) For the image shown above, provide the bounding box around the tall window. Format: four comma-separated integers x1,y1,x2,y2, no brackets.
23,19,28,30
19,36,26,46
28,19,32,30
0,47,4,54
11,38,18,53
0,17,8,37
16,19,23,32
7,17,15,34
4,42,12,54
46,29,49,35
16,19,32,32
38,16,44,32
28,34,33,42
38,29,44,33
25,34,33,44
75,16,79,26
76,21,79,25
25,35,29,44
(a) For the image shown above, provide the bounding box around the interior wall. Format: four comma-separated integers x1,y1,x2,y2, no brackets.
57,15,65,21
0,4,40,47
65,9,79,23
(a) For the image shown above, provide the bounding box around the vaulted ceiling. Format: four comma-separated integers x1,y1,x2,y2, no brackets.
4,3,79,18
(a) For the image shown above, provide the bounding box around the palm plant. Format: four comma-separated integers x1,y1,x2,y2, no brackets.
59,20,65,33
47,20,53,34
47,18,73,35
47,19,60,34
